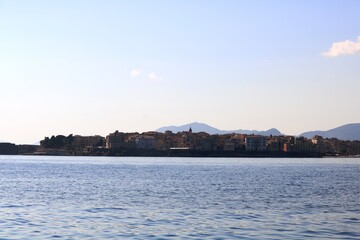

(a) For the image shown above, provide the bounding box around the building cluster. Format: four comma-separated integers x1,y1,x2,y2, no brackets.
60,128,360,156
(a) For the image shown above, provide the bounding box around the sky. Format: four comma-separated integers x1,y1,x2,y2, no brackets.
1,0,360,144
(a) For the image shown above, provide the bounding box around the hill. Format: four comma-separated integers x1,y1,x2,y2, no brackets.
156,122,282,136
300,123,360,141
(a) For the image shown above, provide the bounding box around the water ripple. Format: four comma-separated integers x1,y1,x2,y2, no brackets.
0,156,359,239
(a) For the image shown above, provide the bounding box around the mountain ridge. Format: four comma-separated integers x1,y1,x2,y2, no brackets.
156,122,282,136
300,123,360,141
156,122,360,141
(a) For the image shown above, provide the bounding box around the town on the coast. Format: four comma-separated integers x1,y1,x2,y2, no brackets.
1,127,360,157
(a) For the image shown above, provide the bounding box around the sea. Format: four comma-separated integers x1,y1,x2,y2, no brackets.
0,156,359,239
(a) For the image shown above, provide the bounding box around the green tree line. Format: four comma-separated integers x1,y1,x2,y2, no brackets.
40,135,74,148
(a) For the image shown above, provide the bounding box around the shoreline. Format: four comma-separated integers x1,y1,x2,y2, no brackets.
19,149,324,158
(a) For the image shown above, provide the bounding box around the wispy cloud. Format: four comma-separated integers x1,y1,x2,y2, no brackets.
148,72,162,81
130,69,142,78
322,36,360,57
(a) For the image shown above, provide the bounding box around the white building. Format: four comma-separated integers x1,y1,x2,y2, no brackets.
245,136,267,151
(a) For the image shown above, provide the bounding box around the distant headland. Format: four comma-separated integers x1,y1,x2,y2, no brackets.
1,122,360,157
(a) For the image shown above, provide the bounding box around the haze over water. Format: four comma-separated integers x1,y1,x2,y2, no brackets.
0,156,359,239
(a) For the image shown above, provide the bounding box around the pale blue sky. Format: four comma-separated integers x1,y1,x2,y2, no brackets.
1,0,360,144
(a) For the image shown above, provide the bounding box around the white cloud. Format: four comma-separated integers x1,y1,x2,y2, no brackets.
130,69,142,78
148,72,161,81
322,36,360,57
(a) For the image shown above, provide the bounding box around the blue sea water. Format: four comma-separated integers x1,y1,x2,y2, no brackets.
0,156,359,239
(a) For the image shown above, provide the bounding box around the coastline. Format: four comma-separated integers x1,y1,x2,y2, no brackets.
20,148,324,158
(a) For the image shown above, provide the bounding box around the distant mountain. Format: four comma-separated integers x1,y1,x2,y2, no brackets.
300,123,360,141
156,122,282,136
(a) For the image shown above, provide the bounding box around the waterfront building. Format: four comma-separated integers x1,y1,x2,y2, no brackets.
224,139,235,151
245,135,267,151
135,135,156,149
231,134,245,151
294,137,313,153
105,131,125,149
73,135,104,148
267,139,281,151
283,142,292,152
193,132,213,151
312,136,326,154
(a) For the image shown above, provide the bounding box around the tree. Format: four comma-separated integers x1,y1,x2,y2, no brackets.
40,135,74,148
